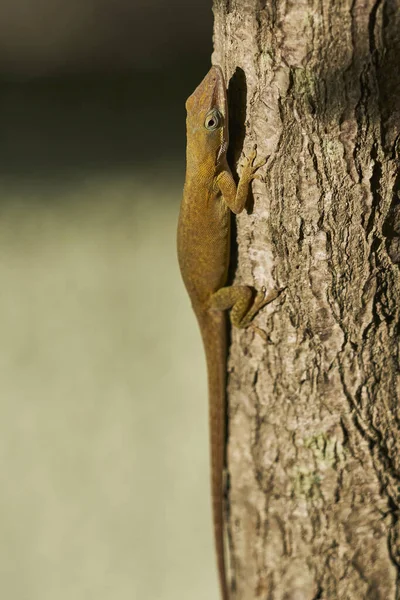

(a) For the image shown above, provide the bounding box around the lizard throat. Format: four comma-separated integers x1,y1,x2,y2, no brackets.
217,140,228,164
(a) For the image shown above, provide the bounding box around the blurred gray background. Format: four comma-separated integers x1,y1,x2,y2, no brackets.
0,2,216,599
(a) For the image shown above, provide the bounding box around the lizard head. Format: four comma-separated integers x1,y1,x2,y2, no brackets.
185,65,228,167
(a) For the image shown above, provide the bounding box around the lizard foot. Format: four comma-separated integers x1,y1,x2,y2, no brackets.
250,324,268,341
247,286,286,340
245,144,270,181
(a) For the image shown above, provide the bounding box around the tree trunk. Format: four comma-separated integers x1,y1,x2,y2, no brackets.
212,1,400,598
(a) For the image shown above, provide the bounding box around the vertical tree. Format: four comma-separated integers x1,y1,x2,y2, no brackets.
212,1,400,597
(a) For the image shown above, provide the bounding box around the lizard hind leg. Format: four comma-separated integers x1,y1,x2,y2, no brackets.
209,285,279,329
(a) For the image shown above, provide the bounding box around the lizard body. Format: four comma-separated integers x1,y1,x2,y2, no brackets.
177,65,278,600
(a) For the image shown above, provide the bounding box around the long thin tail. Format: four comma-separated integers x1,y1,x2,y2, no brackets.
198,311,229,600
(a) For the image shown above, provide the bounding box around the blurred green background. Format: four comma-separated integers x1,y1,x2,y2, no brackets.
0,2,217,599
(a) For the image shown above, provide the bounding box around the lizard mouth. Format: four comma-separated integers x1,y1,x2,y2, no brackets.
186,65,227,121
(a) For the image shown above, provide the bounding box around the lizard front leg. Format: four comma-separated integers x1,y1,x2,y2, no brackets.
216,146,266,214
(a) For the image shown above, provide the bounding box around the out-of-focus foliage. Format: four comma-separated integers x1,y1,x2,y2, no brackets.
0,5,218,593
0,0,211,75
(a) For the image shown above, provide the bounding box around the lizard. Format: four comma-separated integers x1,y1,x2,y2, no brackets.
177,65,280,600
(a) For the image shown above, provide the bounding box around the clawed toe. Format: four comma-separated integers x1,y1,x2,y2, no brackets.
247,144,258,165
254,288,268,309
251,324,268,341
255,286,283,311
253,156,268,170
251,174,265,183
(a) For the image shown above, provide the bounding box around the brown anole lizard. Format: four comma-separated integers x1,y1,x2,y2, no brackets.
177,65,279,600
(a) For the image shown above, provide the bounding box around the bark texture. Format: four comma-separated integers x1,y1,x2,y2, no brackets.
212,1,400,598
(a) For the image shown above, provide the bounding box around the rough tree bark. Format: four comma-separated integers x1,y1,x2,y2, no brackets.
212,1,400,598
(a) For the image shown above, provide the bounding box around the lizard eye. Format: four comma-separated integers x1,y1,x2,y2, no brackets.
204,109,222,131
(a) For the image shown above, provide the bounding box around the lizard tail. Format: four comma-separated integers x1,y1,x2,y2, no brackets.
198,311,229,600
